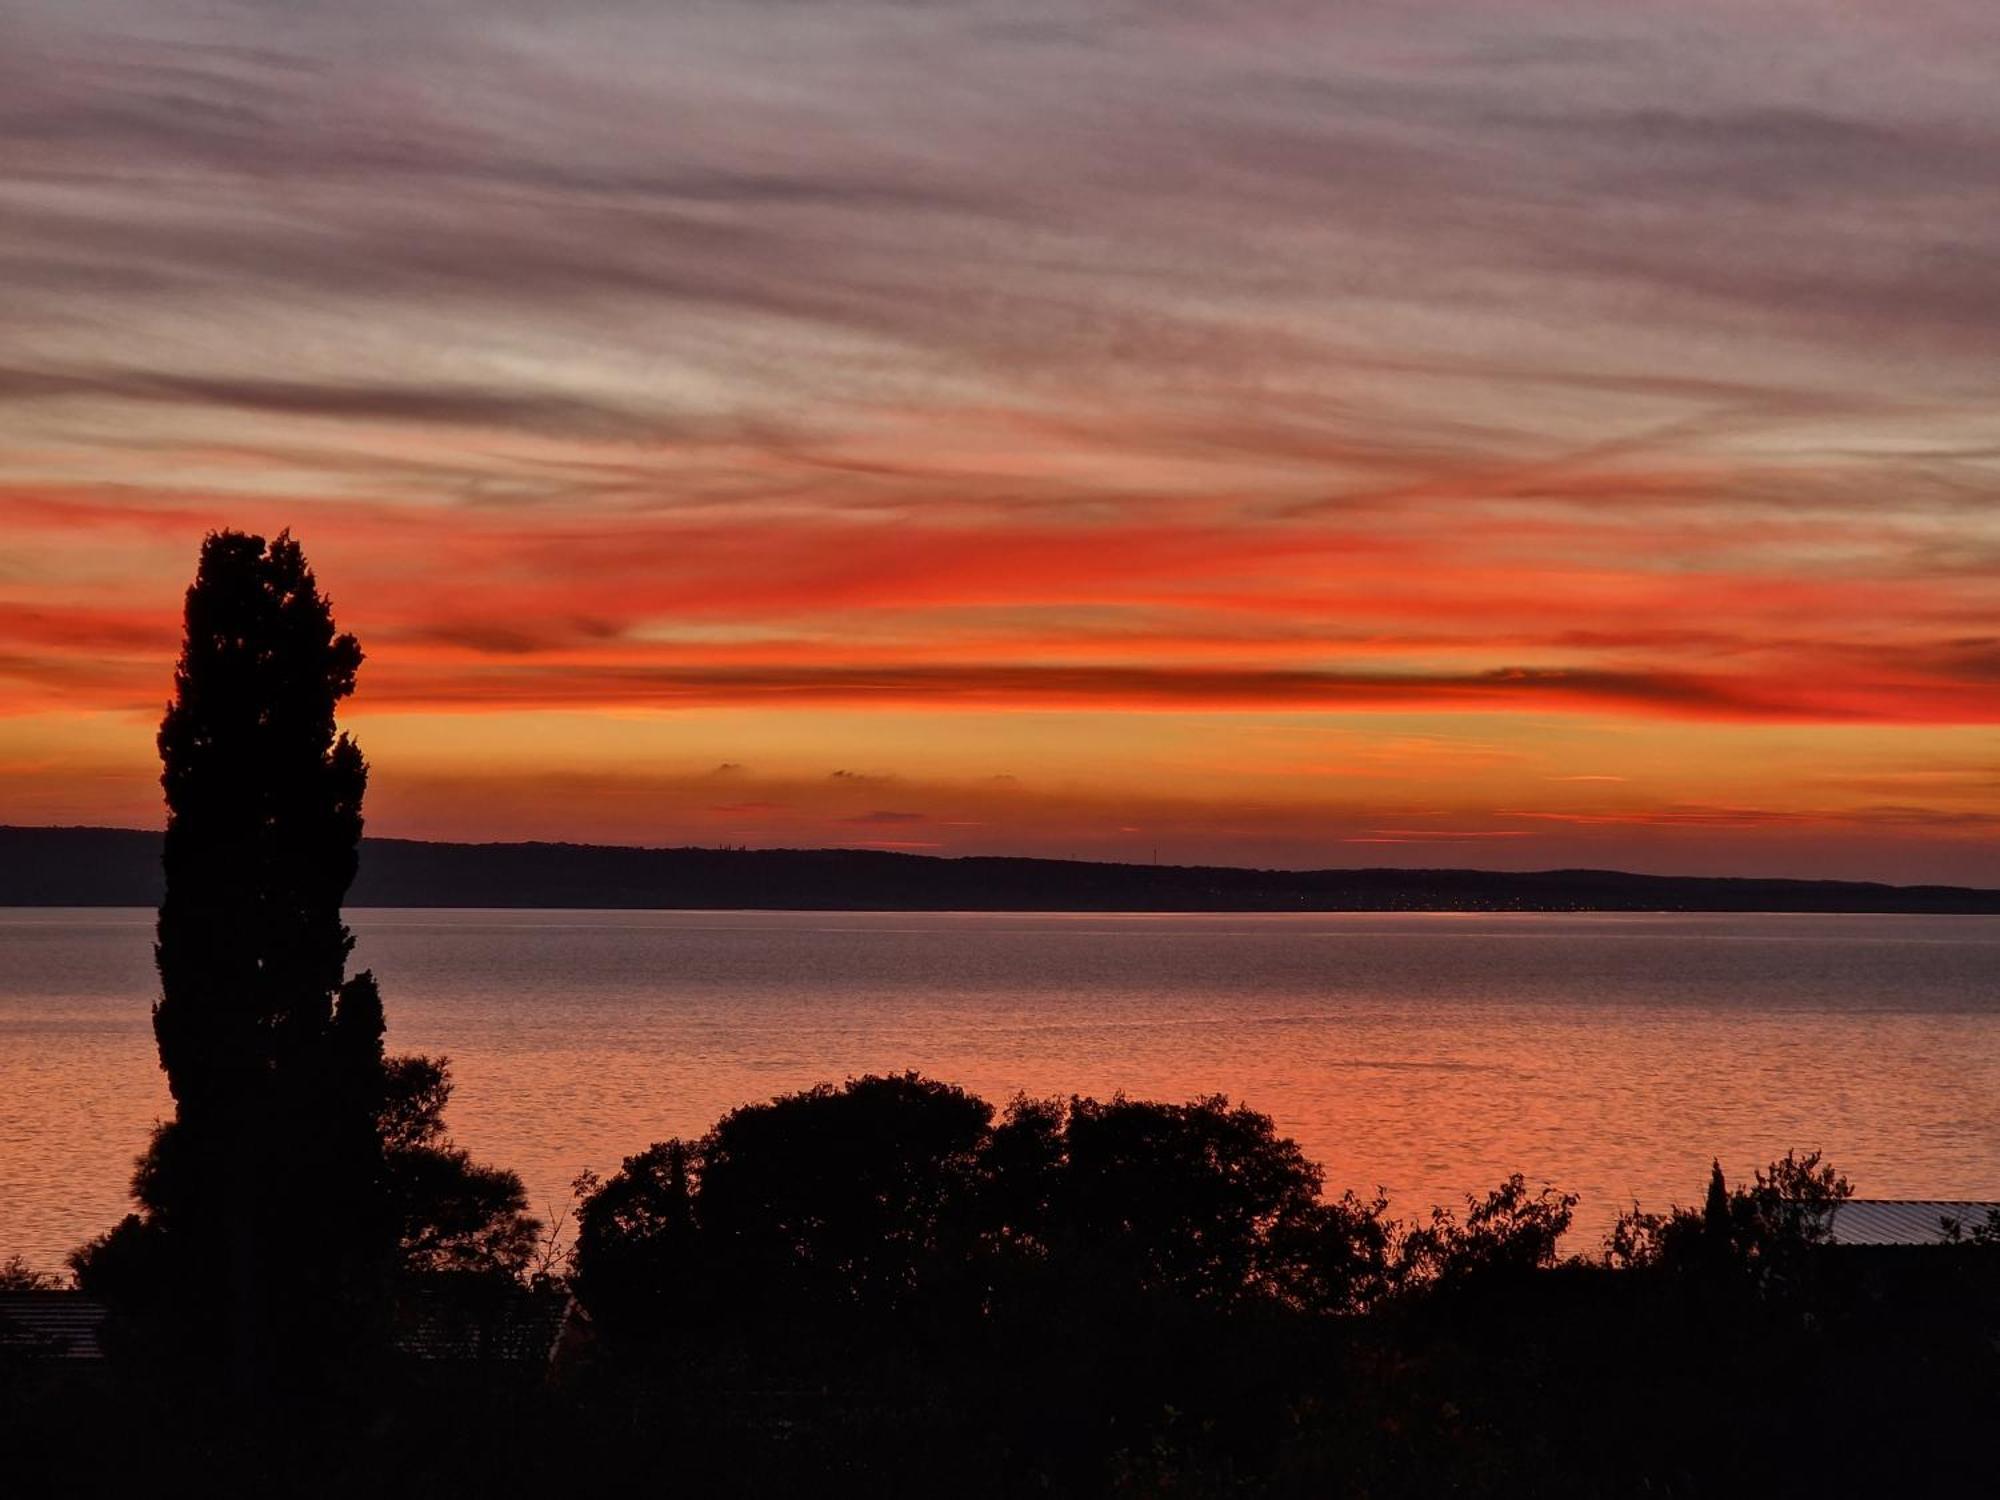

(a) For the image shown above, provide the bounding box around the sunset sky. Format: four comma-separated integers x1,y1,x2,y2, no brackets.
3,1,1997,882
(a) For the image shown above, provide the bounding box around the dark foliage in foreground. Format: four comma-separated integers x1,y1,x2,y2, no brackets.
72,1053,537,1291
571,1078,1406,1346
10,1074,1999,1496
544,1077,1996,1497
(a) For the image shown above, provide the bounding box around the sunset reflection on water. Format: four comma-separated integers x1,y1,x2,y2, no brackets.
5,908,1997,1267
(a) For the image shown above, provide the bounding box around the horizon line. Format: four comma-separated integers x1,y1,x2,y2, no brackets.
8,822,1997,897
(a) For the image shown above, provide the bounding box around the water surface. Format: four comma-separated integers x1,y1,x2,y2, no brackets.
4,908,1996,1266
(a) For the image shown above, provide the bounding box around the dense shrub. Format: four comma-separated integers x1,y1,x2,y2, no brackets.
1606,1149,1853,1298
572,1076,1404,1350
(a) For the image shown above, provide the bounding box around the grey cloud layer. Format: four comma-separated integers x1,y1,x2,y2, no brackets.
2,0,1998,518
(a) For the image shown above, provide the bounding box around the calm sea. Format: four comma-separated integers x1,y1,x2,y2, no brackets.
4,908,1998,1268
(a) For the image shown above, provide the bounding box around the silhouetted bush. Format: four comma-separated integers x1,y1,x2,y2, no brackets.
0,1257,65,1292
1396,1173,1578,1293
570,1140,704,1343
572,1077,1403,1354
700,1072,993,1323
1050,1094,1337,1306
1943,1206,2000,1244
379,1055,539,1280
1607,1148,1852,1299
551,1095,1999,1496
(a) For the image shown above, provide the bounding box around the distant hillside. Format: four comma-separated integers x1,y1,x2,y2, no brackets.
3,825,1997,913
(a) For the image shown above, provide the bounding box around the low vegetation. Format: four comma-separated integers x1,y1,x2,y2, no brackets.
12,1072,1996,1496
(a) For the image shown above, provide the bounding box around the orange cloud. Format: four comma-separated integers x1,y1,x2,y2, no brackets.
5,486,1995,735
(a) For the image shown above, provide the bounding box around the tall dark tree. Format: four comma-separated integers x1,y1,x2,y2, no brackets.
72,533,540,1368
1701,1157,1734,1267
145,530,390,1379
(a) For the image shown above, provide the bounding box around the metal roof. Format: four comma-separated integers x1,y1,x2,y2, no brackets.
0,1293,108,1360
1828,1200,2000,1247
0,1288,574,1365
391,1287,574,1365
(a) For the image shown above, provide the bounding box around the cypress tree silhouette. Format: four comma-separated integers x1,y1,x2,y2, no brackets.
71,532,539,1371
148,529,390,1386
1701,1158,1732,1256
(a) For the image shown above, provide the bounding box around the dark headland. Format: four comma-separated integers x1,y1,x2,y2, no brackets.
5,824,1997,913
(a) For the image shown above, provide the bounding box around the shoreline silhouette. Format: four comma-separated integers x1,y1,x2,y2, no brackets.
7,824,1997,913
